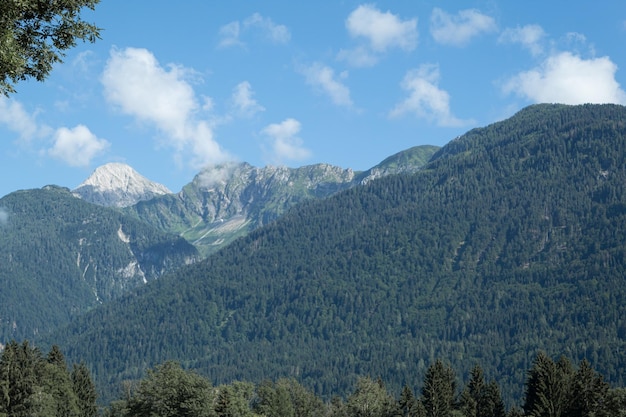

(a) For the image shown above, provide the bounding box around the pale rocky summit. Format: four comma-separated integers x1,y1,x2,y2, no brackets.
73,162,172,207
126,146,439,257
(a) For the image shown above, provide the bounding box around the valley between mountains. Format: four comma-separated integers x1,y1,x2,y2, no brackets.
2,104,626,409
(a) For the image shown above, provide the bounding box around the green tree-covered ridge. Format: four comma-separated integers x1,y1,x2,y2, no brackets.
0,186,198,341
46,104,626,404
0,146,436,343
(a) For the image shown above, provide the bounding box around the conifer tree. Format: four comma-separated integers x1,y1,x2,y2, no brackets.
460,365,505,417
565,359,609,417
71,363,98,417
460,365,484,417
0,340,42,417
483,381,506,417
400,384,423,417
523,352,573,417
41,345,80,417
421,359,456,417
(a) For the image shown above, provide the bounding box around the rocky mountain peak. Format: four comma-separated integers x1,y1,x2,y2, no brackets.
73,162,171,207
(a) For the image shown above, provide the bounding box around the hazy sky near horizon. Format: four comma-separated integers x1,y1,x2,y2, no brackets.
1,1,625,197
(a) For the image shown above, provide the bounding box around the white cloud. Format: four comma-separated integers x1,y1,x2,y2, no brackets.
217,21,243,48
102,48,196,137
300,63,353,108
430,8,497,46
0,97,51,142
560,32,597,56
336,46,379,68
503,51,626,105
197,162,238,188
218,13,290,48
262,118,311,163
339,4,417,67
390,64,472,127
244,13,290,44
49,125,109,167
231,81,265,117
71,50,97,74
499,24,546,56
346,4,417,52
101,47,228,169
565,32,587,45
0,97,107,167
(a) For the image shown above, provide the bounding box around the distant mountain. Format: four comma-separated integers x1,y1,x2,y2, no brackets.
0,185,198,341
127,146,439,256
73,162,171,207
51,104,626,403
0,145,439,341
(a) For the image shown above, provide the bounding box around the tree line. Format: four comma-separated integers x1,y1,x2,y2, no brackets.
104,353,626,417
3,341,625,417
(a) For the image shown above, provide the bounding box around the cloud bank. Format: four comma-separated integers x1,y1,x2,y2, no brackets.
0,97,107,166
503,52,626,105
102,47,229,169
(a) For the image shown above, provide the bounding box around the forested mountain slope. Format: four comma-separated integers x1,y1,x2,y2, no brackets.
50,104,626,403
0,186,198,341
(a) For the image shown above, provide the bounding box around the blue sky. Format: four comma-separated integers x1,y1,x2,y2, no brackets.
1,1,625,198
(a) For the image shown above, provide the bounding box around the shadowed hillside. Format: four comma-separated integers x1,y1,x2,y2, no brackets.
48,104,626,404
0,186,198,341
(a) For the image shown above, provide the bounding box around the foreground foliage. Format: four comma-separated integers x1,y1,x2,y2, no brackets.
0,0,101,95
103,354,626,416
0,341,96,417
3,343,624,416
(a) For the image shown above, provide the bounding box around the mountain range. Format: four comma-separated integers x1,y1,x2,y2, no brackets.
74,145,438,256
34,103,626,405
0,104,626,402
0,142,437,343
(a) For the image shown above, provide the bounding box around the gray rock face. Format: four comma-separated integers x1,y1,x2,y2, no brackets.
73,163,171,207
81,146,439,256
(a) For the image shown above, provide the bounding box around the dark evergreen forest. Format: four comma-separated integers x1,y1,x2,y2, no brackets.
0,186,198,341
40,104,626,407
